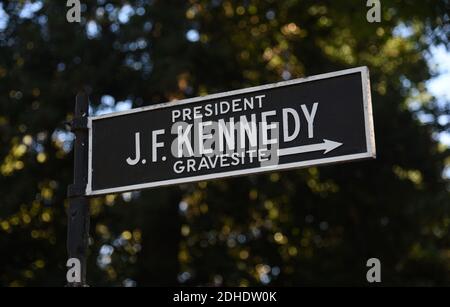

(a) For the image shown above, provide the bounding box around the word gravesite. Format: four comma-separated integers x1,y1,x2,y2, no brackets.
86,67,375,196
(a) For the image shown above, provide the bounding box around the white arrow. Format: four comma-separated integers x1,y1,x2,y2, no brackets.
278,139,343,156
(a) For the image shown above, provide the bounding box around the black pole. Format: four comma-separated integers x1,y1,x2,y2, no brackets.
67,93,90,287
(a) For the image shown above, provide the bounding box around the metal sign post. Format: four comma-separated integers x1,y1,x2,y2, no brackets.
67,93,90,287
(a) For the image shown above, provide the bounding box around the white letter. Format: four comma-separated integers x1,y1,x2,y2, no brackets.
182,108,192,121
66,0,81,23
198,121,213,155
152,129,165,162
301,102,318,139
254,95,266,108
172,109,181,123
218,118,235,153
366,0,381,23
126,132,141,165
220,101,231,114
176,124,193,157
239,114,257,150
66,258,81,283
282,108,300,142
366,258,381,283
261,111,277,146
173,294,180,302
173,161,185,174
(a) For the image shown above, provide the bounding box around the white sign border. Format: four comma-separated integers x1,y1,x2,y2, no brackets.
86,66,376,196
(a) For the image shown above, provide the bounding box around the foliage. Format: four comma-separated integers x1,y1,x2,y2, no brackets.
0,0,449,286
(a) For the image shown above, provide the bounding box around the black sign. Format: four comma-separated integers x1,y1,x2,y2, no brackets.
87,67,375,195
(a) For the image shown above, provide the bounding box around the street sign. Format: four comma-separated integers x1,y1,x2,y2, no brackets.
86,66,375,196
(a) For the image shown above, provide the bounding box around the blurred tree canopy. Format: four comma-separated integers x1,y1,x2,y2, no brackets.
0,0,449,286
